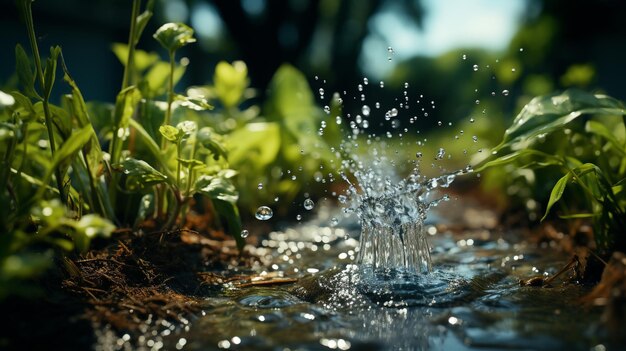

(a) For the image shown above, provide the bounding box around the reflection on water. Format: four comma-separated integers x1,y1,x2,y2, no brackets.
122,213,604,351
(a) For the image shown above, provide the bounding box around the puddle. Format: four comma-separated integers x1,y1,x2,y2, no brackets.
96,205,611,351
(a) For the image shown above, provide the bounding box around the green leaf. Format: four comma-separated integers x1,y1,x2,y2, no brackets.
227,122,281,169
585,120,626,157
159,125,181,142
134,0,155,45
118,158,168,191
43,46,61,100
0,250,53,280
40,125,93,188
195,175,239,203
559,213,597,219
141,60,186,98
212,199,244,250
111,43,159,72
176,94,214,111
474,149,560,172
542,173,571,221
9,91,36,120
197,127,228,160
71,214,115,253
128,118,175,179
153,23,196,52
214,61,248,107
15,44,39,99
60,57,104,180
110,86,142,163
497,89,625,151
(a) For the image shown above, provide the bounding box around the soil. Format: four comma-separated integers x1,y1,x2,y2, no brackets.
0,226,259,351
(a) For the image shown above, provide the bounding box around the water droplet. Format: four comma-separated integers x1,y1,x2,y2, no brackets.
324,105,331,114
274,197,279,202
511,68,516,72
330,217,339,227
319,88,325,97
361,105,370,116
472,135,478,142
363,77,369,85
404,82,409,88
358,84,363,92
389,108,398,117
502,89,510,96
379,81,385,88
375,102,380,109
475,99,480,105
257,183,263,190
335,116,342,124
304,198,315,210
519,47,524,52
255,206,273,220
338,195,347,203
435,147,445,160
416,152,423,158
470,118,475,123
240,230,249,238
472,64,479,71
462,54,467,60
296,214,302,221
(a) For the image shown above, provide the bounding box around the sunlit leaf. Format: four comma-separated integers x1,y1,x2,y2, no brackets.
542,173,570,221
159,124,181,142
195,175,238,203
111,43,159,71
153,23,196,52
227,122,280,169
72,214,115,253
585,120,626,157
214,61,248,107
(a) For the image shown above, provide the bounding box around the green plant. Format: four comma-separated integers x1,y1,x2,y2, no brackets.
476,89,626,254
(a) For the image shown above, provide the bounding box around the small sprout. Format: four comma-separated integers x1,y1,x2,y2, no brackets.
153,23,196,52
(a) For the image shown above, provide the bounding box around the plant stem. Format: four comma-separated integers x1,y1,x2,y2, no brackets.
161,50,176,149
121,0,141,89
176,141,182,187
22,0,66,202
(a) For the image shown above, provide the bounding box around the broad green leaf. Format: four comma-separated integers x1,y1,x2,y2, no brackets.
212,199,244,250
43,46,61,100
15,44,39,99
153,23,196,52
111,43,159,71
227,122,280,169
159,125,181,142
118,158,168,191
141,61,186,98
497,89,625,150
195,175,238,203
542,172,571,221
214,61,248,107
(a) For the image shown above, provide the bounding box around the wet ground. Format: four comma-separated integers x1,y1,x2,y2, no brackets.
96,203,613,351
